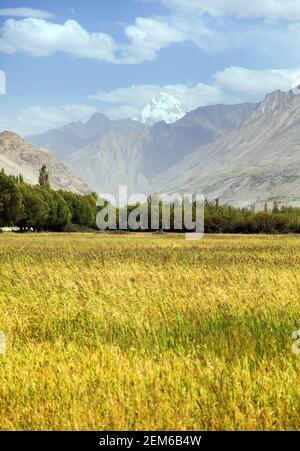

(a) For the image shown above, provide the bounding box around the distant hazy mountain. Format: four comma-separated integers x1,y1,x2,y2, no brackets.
0,131,89,193
135,92,186,125
67,129,150,196
66,102,256,197
152,86,300,207
27,113,145,159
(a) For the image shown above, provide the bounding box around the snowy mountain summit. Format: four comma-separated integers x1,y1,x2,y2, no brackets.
139,92,186,125
290,84,300,95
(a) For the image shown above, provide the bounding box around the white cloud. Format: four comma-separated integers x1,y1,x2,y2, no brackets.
104,105,141,120
0,16,190,64
0,18,116,61
214,66,300,96
121,17,185,63
0,7,54,19
18,104,97,134
89,66,300,120
0,16,187,64
161,0,300,21
169,14,227,53
90,85,165,107
89,82,224,111
0,3,299,67
0,14,225,63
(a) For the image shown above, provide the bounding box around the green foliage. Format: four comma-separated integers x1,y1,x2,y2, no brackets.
63,222,97,233
18,184,49,230
115,198,300,234
38,164,50,187
0,171,23,227
59,191,98,228
204,201,300,234
0,169,98,231
39,188,70,231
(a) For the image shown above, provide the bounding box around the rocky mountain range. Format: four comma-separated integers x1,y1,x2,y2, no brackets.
18,85,300,207
0,131,89,193
27,113,145,160
27,100,256,199
153,86,300,207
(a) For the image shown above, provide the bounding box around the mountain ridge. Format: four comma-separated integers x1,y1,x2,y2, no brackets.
26,112,146,159
0,131,90,193
151,88,300,207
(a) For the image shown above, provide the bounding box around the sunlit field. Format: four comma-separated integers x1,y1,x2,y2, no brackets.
0,232,300,430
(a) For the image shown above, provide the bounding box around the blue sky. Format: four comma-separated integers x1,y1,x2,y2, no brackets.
1,0,300,135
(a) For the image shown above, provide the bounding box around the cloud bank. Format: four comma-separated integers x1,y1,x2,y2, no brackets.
0,7,54,19
0,18,116,61
214,67,300,96
2,3,299,64
161,0,300,21
18,104,97,134
90,66,300,119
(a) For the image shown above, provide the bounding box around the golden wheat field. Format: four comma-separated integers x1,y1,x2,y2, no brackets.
0,232,300,430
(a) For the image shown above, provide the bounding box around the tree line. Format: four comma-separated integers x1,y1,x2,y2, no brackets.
0,166,98,231
204,199,300,234
113,197,300,234
99,196,300,234
2,166,300,234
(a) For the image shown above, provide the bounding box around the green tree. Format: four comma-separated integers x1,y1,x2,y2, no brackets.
59,191,98,228
39,187,70,231
38,164,50,187
0,171,23,226
18,184,49,231
272,201,279,214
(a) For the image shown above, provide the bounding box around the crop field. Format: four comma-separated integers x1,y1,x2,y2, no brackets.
0,232,300,430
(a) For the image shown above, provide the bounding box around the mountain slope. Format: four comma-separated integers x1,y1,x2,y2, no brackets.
0,131,90,193
66,129,150,195
152,88,300,206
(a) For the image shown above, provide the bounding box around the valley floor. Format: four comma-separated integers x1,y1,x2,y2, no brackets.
0,233,299,430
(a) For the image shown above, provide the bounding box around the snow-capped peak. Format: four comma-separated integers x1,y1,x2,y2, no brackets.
290,84,300,95
138,92,186,125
